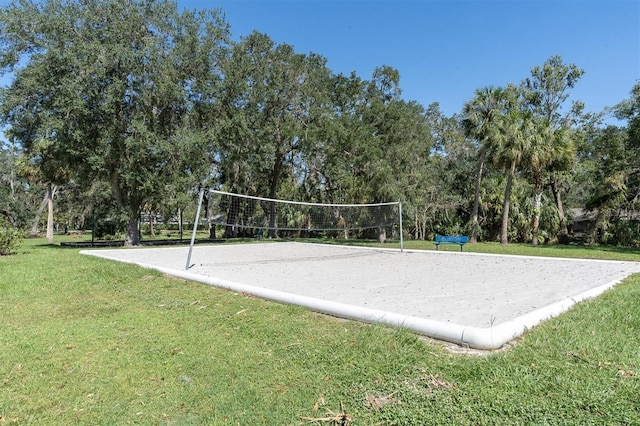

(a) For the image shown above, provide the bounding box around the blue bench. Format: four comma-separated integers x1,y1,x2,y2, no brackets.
254,230,263,240
434,235,469,251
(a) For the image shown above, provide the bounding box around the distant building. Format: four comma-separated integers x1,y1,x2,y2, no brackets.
568,208,597,234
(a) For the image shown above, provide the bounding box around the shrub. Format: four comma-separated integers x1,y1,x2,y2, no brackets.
0,217,22,256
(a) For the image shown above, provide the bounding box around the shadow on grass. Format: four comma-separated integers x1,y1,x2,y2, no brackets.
21,237,225,251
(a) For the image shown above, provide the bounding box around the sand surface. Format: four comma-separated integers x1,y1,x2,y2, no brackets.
83,242,640,329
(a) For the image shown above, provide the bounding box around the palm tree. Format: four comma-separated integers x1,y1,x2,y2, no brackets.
462,87,505,242
491,87,531,245
526,121,576,245
523,56,583,244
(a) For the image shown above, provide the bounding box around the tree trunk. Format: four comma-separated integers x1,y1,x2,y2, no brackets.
470,151,485,243
531,190,542,246
45,184,58,244
203,191,216,239
208,216,216,239
267,153,284,239
267,201,277,239
224,195,240,238
376,204,388,243
149,209,155,237
0,209,16,226
110,169,138,245
30,190,50,236
551,181,567,237
46,184,54,244
500,161,516,245
531,172,544,246
124,215,140,246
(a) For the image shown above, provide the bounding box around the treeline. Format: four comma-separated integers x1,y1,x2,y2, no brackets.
0,0,638,246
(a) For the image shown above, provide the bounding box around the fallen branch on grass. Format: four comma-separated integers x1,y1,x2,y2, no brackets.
300,400,351,425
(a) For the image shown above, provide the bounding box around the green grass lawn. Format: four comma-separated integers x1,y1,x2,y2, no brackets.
1,237,639,425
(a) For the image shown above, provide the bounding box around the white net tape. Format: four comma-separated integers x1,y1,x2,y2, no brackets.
186,189,403,269
205,190,401,239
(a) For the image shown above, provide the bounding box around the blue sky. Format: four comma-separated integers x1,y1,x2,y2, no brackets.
0,0,638,123
184,0,639,122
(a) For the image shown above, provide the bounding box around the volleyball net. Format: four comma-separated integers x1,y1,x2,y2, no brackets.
186,189,403,269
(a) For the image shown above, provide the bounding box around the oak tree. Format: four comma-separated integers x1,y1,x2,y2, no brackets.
0,0,229,244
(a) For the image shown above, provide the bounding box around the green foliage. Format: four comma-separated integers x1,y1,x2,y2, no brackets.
214,31,332,237
608,218,640,247
520,56,583,245
0,0,230,245
0,0,634,253
458,57,585,245
0,216,21,255
578,107,640,245
0,141,37,229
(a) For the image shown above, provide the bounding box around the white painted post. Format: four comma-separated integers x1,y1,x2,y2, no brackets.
399,201,404,253
185,188,205,270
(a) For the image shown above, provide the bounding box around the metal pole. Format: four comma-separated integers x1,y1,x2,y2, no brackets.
185,188,205,270
398,201,404,253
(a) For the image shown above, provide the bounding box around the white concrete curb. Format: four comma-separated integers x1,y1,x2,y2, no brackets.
81,249,628,350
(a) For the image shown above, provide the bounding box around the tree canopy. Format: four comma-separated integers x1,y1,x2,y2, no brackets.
0,0,230,244
0,0,638,247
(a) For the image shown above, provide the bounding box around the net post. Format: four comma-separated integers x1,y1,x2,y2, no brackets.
398,201,404,253
185,188,205,270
